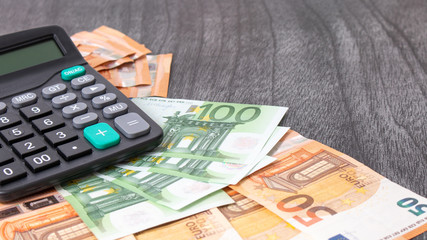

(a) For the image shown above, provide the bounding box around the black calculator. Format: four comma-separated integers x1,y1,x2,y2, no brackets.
0,26,163,201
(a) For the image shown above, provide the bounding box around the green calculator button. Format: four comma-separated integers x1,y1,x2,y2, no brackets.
61,65,86,81
83,123,120,149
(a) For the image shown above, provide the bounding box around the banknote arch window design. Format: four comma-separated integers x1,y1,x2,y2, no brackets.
262,149,355,193
160,111,240,157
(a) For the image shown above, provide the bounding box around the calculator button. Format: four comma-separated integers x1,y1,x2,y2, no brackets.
57,139,92,161
0,162,27,185
0,125,34,144
72,112,98,129
32,114,65,133
83,123,120,149
0,102,6,114
61,65,86,81
114,112,150,139
12,136,47,158
103,103,128,119
92,93,117,109
0,113,21,130
11,92,37,108
0,149,14,165
42,83,67,99
24,150,60,173
62,102,88,118
71,74,95,90
52,93,77,109
81,84,106,99
44,127,78,147
19,104,52,121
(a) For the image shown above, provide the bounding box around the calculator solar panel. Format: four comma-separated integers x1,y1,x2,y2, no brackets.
0,26,163,201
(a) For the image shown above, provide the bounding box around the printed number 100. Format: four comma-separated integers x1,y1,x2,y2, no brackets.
197,104,261,122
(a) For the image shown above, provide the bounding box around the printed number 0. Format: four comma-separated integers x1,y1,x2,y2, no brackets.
277,194,337,227
3,168,13,176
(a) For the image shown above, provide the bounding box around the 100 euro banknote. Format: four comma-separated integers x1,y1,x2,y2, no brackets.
56,174,234,240
131,97,288,164
231,131,427,240
96,127,288,210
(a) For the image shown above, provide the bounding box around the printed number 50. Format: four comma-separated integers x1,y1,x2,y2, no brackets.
397,198,427,216
277,194,337,227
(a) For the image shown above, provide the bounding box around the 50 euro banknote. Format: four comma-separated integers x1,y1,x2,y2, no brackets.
231,130,427,240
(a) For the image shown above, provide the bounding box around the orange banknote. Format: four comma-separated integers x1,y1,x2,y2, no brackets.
231,130,427,240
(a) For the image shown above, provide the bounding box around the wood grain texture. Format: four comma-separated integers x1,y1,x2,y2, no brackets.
0,0,426,238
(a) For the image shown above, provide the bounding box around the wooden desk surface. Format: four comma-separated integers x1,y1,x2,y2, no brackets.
0,0,426,238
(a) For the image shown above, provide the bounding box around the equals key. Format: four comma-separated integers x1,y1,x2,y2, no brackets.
114,112,150,139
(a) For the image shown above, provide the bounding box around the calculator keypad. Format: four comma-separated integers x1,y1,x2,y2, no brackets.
0,64,158,201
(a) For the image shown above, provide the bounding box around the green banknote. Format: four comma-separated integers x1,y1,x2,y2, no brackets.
55,175,233,240
132,97,288,164
98,127,288,210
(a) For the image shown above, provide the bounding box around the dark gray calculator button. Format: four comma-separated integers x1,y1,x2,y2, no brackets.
19,104,52,121
57,139,92,161
62,102,88,118
0,149,14,165
73,112,98,129
92,93,117,109
11,92,37,108
103,102,128,119
71,74,95,90
24,150,60,173
0,125,33,144
32,114,65,133
44,127,78,147
0,162,27,185
0,102,6,114
81,84,106,99
12,136,47,158
42,83,67,99
52,93,77,109
114,112,150,139
0,113,21,130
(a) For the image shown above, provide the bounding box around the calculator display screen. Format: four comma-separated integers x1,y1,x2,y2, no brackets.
0,39,63,76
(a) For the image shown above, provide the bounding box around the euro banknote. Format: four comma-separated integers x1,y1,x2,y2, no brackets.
56,174,234,240
99,56,151,87
97,127,288,211
231,130,427,240
131,97,288,164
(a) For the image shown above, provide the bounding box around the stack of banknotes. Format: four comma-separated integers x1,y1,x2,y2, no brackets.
72,26,172,98
0,27,425,240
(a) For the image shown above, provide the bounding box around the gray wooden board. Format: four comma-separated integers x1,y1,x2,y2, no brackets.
0,0,426,238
